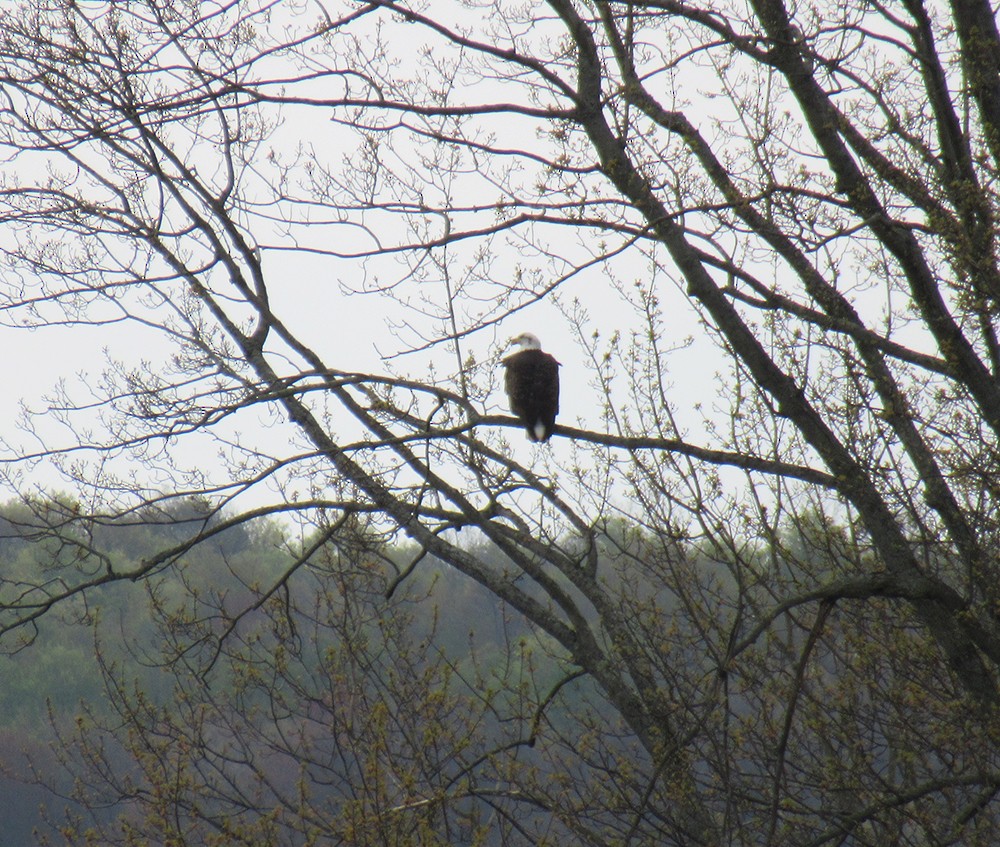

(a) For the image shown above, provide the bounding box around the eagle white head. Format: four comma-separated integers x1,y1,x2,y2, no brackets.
509,332,543,352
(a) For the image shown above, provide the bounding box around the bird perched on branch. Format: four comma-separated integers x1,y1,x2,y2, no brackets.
502,332,560,442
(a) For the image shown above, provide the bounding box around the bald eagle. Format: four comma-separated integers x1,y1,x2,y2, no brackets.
502,333,560,442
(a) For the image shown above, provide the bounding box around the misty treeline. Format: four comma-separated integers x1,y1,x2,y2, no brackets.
2,0,1000,844
0,490,993,845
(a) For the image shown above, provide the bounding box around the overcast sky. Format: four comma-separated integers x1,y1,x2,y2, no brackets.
0,1,785,509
